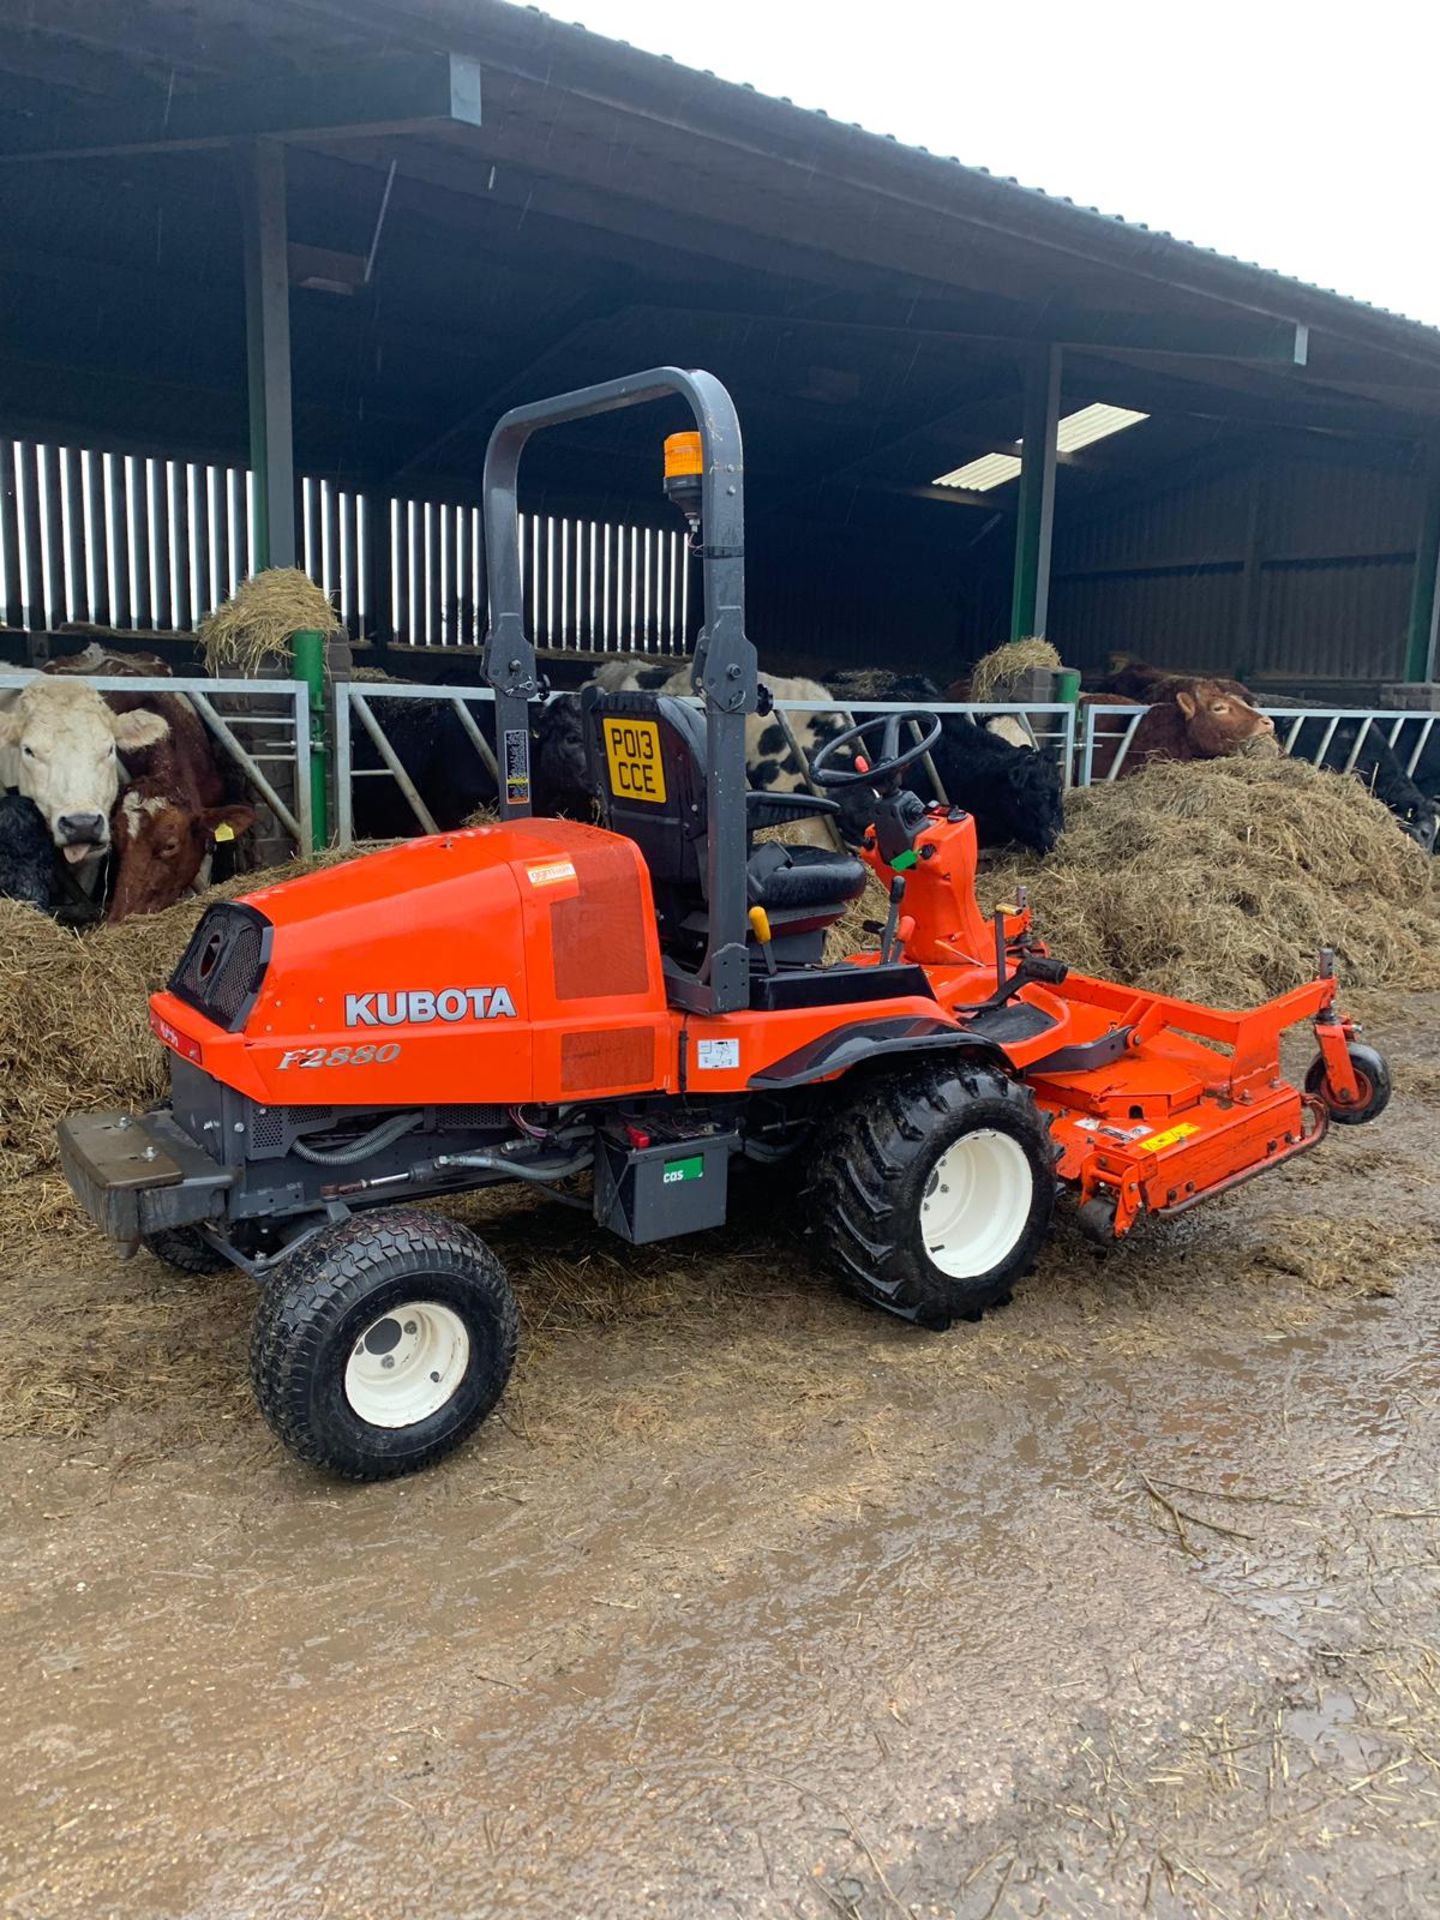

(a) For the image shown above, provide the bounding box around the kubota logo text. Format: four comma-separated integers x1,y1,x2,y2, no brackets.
345,987,518,1027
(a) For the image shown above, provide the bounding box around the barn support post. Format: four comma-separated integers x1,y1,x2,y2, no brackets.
239,138,297,571
1405,452,1440,682
291,627,330,846
1010,344,1061,640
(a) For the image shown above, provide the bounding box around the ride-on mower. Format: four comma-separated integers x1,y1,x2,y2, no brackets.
59,371,1390,1480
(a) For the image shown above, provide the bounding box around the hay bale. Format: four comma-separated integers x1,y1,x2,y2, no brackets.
979,754,1440,1005
198,569,337,675
970,636,1062,701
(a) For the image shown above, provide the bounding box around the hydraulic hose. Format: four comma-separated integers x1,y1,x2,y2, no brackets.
293,1112,424,1165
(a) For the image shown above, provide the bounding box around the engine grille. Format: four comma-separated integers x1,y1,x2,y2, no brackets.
169,903,272,1031
250,1104,336,1152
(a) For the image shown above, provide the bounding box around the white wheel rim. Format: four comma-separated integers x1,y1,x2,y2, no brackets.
920,1129,1033,1280
344,1300,470,1429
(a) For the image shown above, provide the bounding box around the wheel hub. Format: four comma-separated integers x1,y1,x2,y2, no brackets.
920,1128,1033,1280
344,1300,470,1428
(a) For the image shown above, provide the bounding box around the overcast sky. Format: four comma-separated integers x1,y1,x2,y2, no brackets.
556,0,1440,328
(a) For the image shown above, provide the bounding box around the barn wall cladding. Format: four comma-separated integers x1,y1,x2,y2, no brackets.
1050,453,1423,681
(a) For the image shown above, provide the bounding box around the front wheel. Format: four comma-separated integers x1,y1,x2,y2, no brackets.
141,1225,230,1275
250,1208,519,1480
1305,1042,1391,1126
809,1062,1056,1329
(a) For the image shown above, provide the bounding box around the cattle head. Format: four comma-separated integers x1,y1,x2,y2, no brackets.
533,695,595,817
1173,681,1276,758
0,680,169,862
106,790,255,921
993,750,1065,854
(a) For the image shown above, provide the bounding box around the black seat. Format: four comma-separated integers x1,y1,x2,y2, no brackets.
583,688,866,961
747,839,865,915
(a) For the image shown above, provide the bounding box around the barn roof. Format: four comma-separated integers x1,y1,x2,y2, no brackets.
2,0,1437,520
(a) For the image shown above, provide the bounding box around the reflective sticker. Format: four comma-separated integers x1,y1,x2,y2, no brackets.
1140,1121,1201,1154
527,859,576,888
696,1038,739,1070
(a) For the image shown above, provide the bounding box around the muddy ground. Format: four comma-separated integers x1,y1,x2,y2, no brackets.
3,997,1440,1919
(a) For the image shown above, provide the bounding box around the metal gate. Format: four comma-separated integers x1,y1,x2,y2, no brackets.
1079,701,1440,786
332,685,1079,849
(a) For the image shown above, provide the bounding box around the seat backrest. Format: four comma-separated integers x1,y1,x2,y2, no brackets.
583,689,710,891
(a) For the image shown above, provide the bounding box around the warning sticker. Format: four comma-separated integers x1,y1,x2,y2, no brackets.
696,1038,739,1071
1140,1121,1201,1154
526,860,576,888
1076,1117,1152,1143
504,728,531,807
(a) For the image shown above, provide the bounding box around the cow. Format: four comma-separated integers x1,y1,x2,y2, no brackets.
44,642,173,678
0,792,55,912
1098,660,1438,847
591,657,848,795
573,658,847,846
1274,702,1438,850
103,691,255,921
348,690,599,840
0,677,170,869
824,668,1065,855
1086,678,1276,780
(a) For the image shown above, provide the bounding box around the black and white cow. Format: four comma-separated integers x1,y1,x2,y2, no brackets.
578,658,847,844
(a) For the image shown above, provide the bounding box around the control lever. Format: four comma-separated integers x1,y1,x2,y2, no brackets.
880,875,906,965
748,905,778,976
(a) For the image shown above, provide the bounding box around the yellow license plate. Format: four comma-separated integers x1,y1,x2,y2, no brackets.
602,717,668,804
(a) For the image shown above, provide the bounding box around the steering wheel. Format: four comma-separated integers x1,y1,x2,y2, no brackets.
809,710,943,792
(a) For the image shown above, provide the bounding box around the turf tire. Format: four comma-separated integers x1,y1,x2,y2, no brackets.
141,1225,230,1276
249,1208,518,1481
810,1062,1056,1330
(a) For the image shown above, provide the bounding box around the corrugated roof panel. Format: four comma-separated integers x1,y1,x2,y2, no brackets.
531,7,1440,340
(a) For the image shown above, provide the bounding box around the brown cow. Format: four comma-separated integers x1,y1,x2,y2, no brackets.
105,692,254,920
1086,679,1276,779
44,642,173,678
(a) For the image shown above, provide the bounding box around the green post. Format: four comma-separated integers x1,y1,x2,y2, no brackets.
1010,344,1062,641
291,628,329,847
1405,455,1440,683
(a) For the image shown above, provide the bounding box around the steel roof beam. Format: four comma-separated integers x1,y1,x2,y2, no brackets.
629,297,1309,365
0,51,482,161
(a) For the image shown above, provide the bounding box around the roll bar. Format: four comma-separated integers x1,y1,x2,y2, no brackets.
481,367,758,1013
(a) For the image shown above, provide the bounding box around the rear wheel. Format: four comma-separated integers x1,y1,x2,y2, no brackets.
250,1208,518,1480
810,1062,1056,1329
141,1225,229,1276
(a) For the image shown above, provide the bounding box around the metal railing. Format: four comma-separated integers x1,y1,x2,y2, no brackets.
0,673,313,854
1078,701,1440,786
332,684,1079,848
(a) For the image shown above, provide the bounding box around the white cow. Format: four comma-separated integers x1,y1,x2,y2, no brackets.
0,676,169,866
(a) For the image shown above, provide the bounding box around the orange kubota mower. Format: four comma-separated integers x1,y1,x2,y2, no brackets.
59,371,1390,1480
